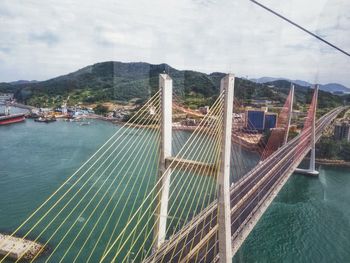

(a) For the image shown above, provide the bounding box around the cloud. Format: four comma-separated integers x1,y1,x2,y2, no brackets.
28,31,59,46
0,0,349,87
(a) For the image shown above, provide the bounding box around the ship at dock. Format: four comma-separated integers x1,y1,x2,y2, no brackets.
0,105,25,125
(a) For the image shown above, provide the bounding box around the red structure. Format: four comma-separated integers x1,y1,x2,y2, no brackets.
261,87,294,160
295,87,318,160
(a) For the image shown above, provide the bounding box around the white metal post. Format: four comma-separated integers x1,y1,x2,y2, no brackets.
154,74,173,249
309,85,318,173
218,74,234,262
284,84,294,144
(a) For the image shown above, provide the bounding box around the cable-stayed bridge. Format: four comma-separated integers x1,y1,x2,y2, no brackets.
0,74,346,263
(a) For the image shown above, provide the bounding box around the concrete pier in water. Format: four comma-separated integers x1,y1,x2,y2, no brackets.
0,234,43,261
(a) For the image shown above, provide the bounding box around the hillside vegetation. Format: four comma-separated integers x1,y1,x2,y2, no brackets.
0,61,348,109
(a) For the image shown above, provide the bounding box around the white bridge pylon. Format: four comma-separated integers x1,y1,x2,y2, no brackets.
153,73,235,262
154,74,173,249
295,85,320,176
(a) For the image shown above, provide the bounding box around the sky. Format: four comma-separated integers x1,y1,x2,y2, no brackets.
0,0,349,86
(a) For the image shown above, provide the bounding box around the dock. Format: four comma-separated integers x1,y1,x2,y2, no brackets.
0,234,43,261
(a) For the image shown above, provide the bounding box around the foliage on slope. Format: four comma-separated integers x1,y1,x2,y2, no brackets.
0,61,346,110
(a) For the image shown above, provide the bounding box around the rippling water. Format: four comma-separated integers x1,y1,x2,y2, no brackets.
0,118,349,262
234,166,350,263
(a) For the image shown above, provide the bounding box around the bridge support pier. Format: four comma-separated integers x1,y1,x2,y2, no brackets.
154,74,173,249
218,74,234,263
295,85,319,176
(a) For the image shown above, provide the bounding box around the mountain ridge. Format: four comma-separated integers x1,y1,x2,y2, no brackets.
0,61,347,109
250,77,350,94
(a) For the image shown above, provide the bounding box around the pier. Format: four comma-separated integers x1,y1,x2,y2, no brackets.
0,234,43,261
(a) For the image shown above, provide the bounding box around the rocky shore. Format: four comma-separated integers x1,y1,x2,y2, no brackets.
315,158,350,168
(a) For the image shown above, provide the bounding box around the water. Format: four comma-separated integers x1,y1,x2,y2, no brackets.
0,119,117,226
0,119,119,262
0,118,349,262
234,166,350,263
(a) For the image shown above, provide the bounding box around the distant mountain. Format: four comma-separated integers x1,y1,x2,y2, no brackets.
292,80,312,87
320,83,350,93
250,77,350,94
250,77,285,84
10,80,38,85
251,77,314,88
0,61,347,109
264,79,348,109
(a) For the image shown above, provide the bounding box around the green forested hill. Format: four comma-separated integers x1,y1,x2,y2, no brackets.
0,61,346,109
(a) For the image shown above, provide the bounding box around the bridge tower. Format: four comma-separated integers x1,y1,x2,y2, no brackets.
296,85,319,176
284,84,294,144
218,74,234,262
154,73,173,249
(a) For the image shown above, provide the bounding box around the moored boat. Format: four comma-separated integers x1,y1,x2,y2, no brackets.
0,113,25,125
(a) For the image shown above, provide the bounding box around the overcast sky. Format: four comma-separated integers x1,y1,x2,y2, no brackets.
0,0,349,86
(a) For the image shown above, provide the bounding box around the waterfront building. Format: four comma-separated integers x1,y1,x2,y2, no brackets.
251,99,272,107
199,106,209,114
181,118,197,126
0,93,14,103
334,122,350,142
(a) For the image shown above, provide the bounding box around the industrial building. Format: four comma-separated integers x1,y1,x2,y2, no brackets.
246,110,277,132
264,113,278,130
246,110,265,131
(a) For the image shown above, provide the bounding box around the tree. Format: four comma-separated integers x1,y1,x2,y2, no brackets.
94,104,109,115
316,137,340,159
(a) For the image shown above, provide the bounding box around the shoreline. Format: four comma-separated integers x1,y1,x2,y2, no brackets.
315,158,350,168
20,108,350,161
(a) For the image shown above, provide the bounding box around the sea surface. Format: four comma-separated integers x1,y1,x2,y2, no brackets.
0,117,349,262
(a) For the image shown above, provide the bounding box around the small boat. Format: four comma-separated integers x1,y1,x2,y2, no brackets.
80,122,90,126
34,117,56,123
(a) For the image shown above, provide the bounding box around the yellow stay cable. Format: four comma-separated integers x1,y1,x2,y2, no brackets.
100,94,224,262
138,109,224,262
38,105,162,263
150,108,223,262
85,130,161,262
150,108,224,261
149,99,223,261
128,123,188,260
4,94,160,263
106,95,224,262
0,91,160,256
70,116,161,262
168,119,223,262
101,97,207,260
57,122,162,263
105,94,225,262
